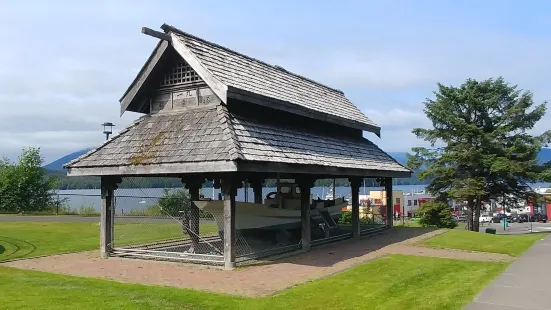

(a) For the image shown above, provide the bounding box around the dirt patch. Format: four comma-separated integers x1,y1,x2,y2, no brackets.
2,228,512,297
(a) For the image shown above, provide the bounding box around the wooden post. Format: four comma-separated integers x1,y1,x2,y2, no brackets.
213,179,222,200
100,176,119,258
297,176,315,251
385,177,393,228
349,177,361,238
249,178,264,204
222,175,236,270
184,178,203,253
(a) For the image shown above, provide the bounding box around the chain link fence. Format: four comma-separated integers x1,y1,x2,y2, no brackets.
109,177,304,265
51,178,388,264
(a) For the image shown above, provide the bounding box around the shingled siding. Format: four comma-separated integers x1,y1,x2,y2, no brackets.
171,31,376,129
67,107,238,168
232,116,409,173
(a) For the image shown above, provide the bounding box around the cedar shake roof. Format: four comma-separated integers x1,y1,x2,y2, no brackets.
65,106,409,176
66,106,239,168
232,117,406,171
167,26,377,131
120,24,380,135
65,24,411,178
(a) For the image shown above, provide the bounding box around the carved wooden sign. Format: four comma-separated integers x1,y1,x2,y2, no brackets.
198,87,221,105
149,87,220,114
173,89,198,108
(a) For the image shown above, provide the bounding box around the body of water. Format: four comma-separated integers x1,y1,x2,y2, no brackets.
56,183,550,214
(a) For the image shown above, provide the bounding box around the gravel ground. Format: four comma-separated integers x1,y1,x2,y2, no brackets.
3,228,513,297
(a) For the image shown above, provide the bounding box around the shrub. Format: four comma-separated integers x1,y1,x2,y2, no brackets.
339,210,352,224
78,204,99,216
0,148,58,214
157,188,191,217
338,210,378,225
125,189,213,219
127,205,163,216
417,201,457,228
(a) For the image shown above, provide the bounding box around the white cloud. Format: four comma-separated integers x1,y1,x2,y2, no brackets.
363,108,430,130
1,1,550,163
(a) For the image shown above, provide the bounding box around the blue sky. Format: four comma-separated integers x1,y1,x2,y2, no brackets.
1,0,550,163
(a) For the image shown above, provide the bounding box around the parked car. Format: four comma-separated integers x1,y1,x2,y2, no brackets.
511,214,529,223
530,213,548,223
455,215,467,222
492,214,509,223
479,215,492,223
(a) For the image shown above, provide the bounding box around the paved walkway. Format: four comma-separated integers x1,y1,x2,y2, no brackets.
478,222,551,235
465,234,551,310
3,228,513,297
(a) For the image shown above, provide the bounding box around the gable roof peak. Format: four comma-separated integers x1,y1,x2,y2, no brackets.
121,23,379,134
160,23,346,96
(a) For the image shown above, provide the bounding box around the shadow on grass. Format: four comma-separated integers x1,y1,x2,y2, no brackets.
0,236,37,261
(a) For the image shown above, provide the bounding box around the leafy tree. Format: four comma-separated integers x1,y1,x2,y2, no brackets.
157,188,191,217
408,77,551,231
417,201,457,228
0,148,58,213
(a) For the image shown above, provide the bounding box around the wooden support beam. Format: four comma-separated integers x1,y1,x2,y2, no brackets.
222,175,236,270
237,161,411,179
183,178,204,253
349,177,362,238
249,177,264,204
297,176,316,251
100,176,120,258
385,177,393,228
141,27,172,41
213,178,221,189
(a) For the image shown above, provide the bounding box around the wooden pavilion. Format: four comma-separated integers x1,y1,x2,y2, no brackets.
64,24,411,270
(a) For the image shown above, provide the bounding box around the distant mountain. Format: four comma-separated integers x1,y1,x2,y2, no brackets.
389,148,551,167
387,152,409,166
43,148,92,171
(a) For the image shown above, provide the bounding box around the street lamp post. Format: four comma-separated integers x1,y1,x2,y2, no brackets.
102,122,115,141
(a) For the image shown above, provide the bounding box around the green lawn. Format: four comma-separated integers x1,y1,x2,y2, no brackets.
393,221,423,228
423,229,545,256
0,255,506,310
0,222,217,261
114,222,217,246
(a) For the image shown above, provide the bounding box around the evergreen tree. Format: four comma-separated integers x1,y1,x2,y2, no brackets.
407,77,551,231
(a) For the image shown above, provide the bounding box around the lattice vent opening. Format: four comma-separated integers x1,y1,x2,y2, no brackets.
160,60,201,87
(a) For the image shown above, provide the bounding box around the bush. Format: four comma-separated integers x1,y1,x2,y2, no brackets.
78,204,99,216
0,148,58,213
157,188,191,217
125,189,213,219
127,205,163,216
417,201,457,228
339,210,352,224
338,210,378,225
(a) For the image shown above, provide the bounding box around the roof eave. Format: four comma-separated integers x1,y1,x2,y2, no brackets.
66,161,239,177
226,87,381,135
235,160,411,178
119,40,169,116
63,116,147,170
